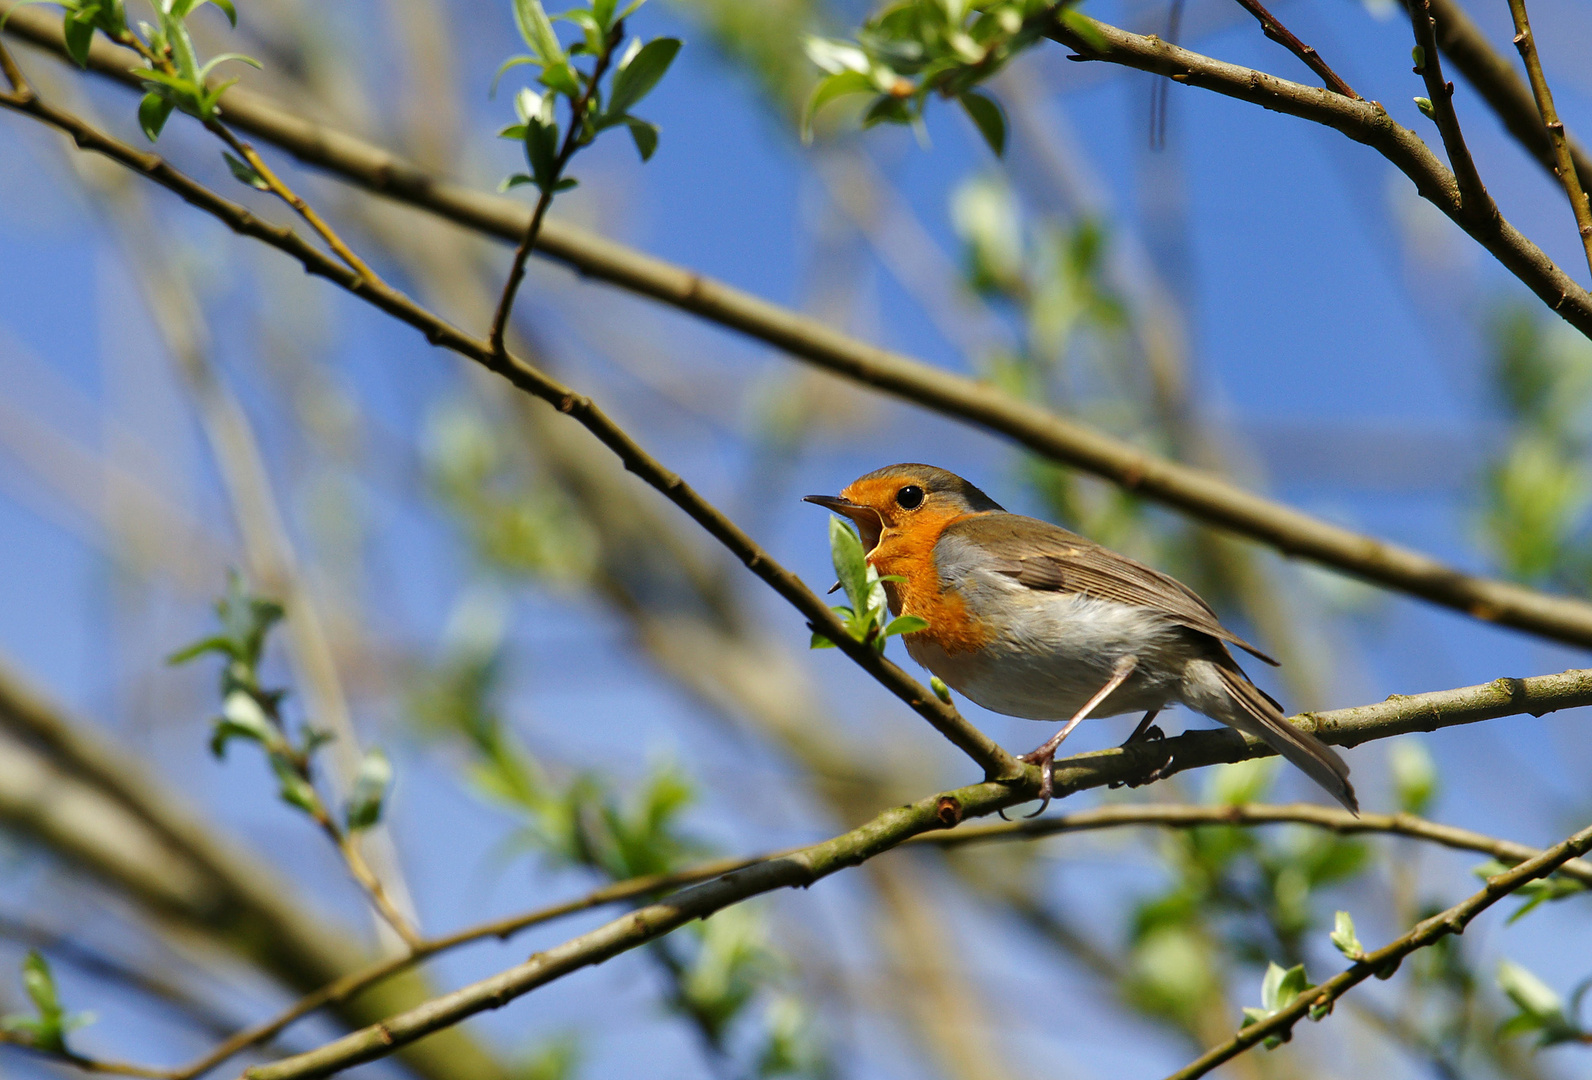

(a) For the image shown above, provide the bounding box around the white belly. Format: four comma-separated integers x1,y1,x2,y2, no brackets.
907,589,1195,721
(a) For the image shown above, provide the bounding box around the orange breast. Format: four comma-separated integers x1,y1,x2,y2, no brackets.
868,512,991,656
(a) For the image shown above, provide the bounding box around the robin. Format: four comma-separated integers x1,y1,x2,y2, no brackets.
805,464,1356,814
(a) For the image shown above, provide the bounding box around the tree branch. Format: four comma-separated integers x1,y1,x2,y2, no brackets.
9,9,1592,653
7,661,1585,1080
234,661,1592,1080
1227,0,1357,98
1162,817,1592,1080
1503,0,1592,280
0,54,1015,782
1046,14,1592,324
923,801,1592,886
1422,0,1592,196
1406,0,1494,225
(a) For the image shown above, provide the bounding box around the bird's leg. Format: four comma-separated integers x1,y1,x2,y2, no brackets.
1110,708,1176,789
1019,655,1138,817
1121,709,1163,746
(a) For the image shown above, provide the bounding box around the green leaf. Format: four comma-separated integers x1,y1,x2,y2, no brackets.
606,37,680,119
196,51,261,84
167,633,238,665
624,116,658,161
492,56,539,97
958,90,1006,156
1414,96,1435,119
591,0,615,31
800,70,875,142
1330,910,1365,961
345,747,393,831
208,0,236,27
137,91,176,141
827,516,870,614
881,614,928,637
930,675,952,704
223,151,270,190
63,10,95,68
498,172,536,191
271,756,321,816
209,689,276,757
803,35,870,76
21,951,60,1026
512,0,562,66
539,59,581,99
1057,8,1108,51
161,11,199,81
521,114,560,191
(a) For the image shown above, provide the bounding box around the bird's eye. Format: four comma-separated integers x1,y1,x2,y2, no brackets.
896,484,925,510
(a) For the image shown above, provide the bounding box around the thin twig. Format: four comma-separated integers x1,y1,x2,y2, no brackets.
1421,0,1592,196
923,802,1592,885
11,7,1592,649
1406,0,1495,225
0,58,1016,782
1503,0,1592,281
0,1035,179,1079
205,121,382,284
1226,0,1357,97
1161,817,1592,1080
487,26,617,355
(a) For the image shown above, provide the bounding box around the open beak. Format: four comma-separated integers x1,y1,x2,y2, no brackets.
803,495,886,579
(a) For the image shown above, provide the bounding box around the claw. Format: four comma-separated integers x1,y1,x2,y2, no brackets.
1019,745,1056,817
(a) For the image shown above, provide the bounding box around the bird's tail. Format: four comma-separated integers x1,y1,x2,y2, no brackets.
1211,665,1358,814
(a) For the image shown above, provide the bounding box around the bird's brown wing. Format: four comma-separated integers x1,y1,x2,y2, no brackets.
945,513,1279,666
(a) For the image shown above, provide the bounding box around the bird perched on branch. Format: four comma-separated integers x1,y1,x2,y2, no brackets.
806,464,1356,814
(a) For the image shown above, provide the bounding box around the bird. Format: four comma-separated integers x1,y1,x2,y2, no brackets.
805,464,1356,815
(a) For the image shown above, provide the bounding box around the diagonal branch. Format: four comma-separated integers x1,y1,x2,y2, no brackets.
1503,0,1592,280
8,8,1592,651
0,52,1016,782
1226,0,1357,98
1406,0,1495,225
1163,816,1592,1080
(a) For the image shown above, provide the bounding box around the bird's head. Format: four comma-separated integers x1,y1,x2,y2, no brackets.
804,463,1004,554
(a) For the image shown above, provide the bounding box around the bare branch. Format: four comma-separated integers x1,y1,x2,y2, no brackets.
1423,0,1592,193
1046,14,1592,327
8,8,1592,650
1162,817,1592,1079
923,802,1592,886
1226,0,1358,98
1503,0,1592,279
1406,0,1494,224
0,58,1014,781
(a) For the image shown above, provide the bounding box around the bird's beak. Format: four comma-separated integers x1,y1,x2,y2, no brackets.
803,495,885,560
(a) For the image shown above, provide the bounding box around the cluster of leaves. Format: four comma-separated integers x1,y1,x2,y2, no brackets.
5,0,259,142
1239,959,1330,1048
410,613,831,1078
1480,303,1592,586
808,517,926,652
801,0,1095,155
496,0,680,195
0,952,92,1054
169,573,391,833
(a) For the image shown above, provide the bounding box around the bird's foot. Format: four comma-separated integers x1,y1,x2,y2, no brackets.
1109,722,1174,789
1017,743,1058,818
